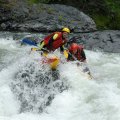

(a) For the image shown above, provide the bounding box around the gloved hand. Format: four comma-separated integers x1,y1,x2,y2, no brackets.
37,41,45,50
31,48,38,51
63,50,69,58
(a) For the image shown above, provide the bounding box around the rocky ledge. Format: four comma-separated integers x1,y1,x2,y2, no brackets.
74,30,120,53
0,1,96,32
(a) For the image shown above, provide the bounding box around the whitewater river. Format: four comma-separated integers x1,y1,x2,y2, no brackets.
0,32,120,120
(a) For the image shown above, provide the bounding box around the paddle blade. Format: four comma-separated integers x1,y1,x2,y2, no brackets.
42,56,60,70
42,52,48,57
49,57,60,70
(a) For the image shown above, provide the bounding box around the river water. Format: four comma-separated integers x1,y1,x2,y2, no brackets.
0,32,120,120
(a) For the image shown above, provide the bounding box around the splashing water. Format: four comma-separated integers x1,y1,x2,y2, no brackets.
0,32,120,120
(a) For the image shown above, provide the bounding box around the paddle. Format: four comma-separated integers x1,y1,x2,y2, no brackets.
31,47,49,52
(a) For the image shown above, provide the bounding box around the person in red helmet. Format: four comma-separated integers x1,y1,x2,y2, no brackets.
67,43,86,62
37,27,70,52
64,43,92,79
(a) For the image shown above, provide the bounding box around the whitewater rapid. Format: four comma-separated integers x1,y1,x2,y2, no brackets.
0,32,120,120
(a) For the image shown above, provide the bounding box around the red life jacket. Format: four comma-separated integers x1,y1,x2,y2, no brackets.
43,32,67,51
76,45,84,61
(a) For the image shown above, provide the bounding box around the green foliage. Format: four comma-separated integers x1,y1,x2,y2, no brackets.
91,13,120,30
47,7,55,14
92,15,109,29
29,0,51,4
105,0,120,12
83,0,120,30
107,13,120,29
0,0,17,10
104,0,120,29
58,15,63,22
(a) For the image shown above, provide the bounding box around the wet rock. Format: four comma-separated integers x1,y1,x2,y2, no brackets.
1,23,7,29
0,1,96,32
74,30,120,53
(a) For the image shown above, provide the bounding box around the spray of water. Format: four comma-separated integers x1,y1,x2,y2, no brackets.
0,32,120,120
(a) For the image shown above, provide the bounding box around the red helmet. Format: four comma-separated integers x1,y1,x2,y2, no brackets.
69,43,79,52
69,43,84,54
